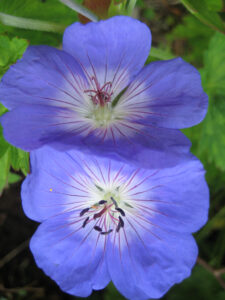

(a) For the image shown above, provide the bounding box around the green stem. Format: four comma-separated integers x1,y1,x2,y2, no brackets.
0,12,65,33
126,0,137,15
59,0,98,22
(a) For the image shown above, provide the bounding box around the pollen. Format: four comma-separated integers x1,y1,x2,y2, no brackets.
91,205,99,209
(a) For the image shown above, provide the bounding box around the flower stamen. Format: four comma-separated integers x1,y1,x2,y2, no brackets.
111,196,118,208
115,207,126,216
84,76,113,106
80,207,90,216
82,216,90,228
80,194,127,235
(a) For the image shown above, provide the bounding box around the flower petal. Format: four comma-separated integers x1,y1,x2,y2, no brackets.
63,16,151,94
107,230,197,300
0,104,79,150
119,58,208,128
141,158,209,233
1,102,192,168
30,212,110,297
0,45,86,110
22,146,89,222
54,124,192,169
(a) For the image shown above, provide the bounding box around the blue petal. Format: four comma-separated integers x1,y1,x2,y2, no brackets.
22,145,205,225
22,145,126,222
22,146,88,222
0,104,78,150
51,125,193,169
120,57,208,128
30,212,110,297
0,45,86,110
1,102,192,169
141,158,209,233
107,230,198,300
63,16,151,92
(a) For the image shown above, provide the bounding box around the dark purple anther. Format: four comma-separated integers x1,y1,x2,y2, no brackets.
116,216,124,232
116,222,121,232
94,225,102,232
116,207,125,216
101,229,113,235
82,217,89,228
98,200,107,205
111,197,118,208
119,216,124,227
80,207,89,216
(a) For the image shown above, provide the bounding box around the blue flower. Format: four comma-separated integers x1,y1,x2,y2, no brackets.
22,146,209,299
0,16,207,168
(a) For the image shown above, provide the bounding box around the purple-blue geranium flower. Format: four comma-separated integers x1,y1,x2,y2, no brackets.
0,16,207,168
22,146,209,299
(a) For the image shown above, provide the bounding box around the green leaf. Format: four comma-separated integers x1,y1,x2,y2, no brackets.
202,32,225,96
200,98,225,171
196,32,225,170
202,0,223,12
8,172,22,184
197,206,225,241
165,265,225,300
9,146,30,176
0,126,9,158
0,0,79,46
106,282,125,300
148,46,174,62
0,0,78,24
0,149,10,195
183,32,225,172
0,12,65,33
166,15,213,65
0,103,9,158
108,0,133,17
0,34,28,77
0,32,30,192
181,0,225,34
0,35,27,160
0,103,7,115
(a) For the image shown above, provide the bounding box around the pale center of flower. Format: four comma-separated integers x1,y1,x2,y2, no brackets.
79,181,131,235
82,76,126,129
89,105,116,127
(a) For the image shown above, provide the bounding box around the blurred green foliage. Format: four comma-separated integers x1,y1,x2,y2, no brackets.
0,0,79,45
0,36,29,195
167,15,213,65
181,0,225,34
0,0,225,299
0,35,28,77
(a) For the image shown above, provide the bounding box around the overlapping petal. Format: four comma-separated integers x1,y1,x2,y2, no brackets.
1,97,193,167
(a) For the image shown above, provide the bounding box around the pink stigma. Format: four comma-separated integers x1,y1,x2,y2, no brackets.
84,76,113,106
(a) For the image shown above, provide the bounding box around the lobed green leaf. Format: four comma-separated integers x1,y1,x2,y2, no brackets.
181,0,225,34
